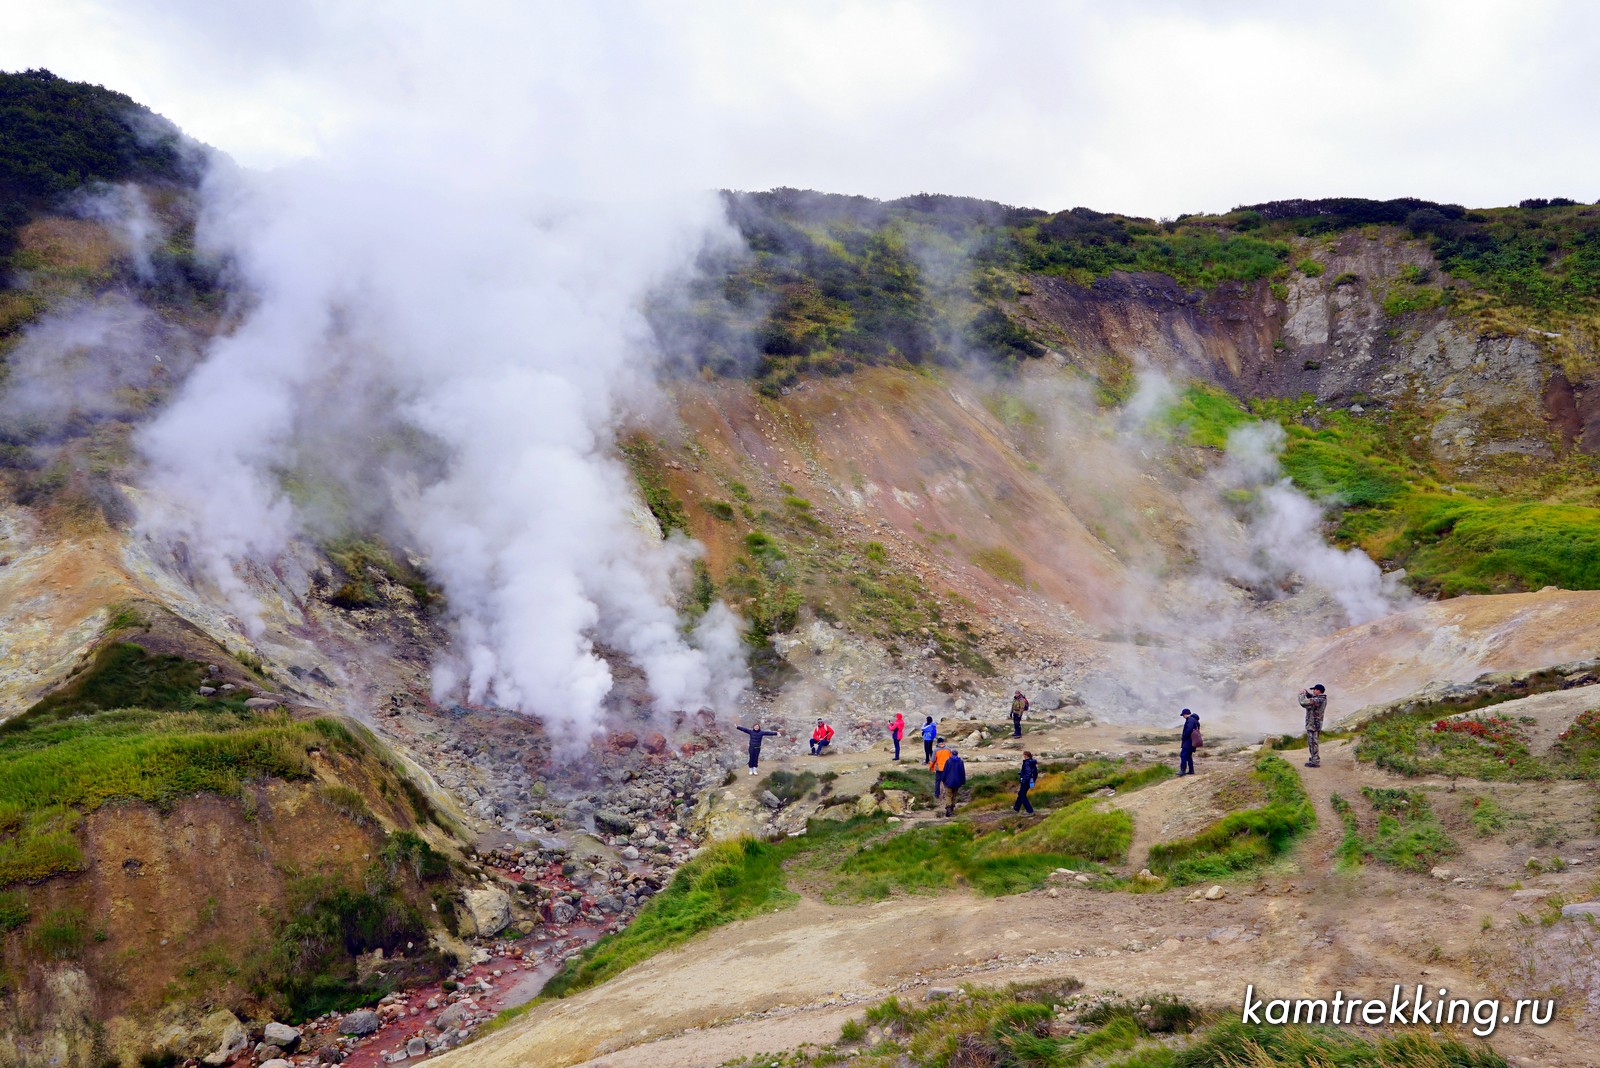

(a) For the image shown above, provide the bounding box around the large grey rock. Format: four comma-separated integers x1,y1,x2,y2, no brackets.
260,1060,293,1068
339,1009,381,1036
1561,901,1600,921
263,1021,301,1050
759,790,782,810
198,1011,249,1066
594,810,635,835
407,1037,429,1057
460,885,513,937
434,1002,471,1032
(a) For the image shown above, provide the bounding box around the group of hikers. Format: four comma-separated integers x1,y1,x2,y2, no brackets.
734,689,1042,816
735,683,1329,813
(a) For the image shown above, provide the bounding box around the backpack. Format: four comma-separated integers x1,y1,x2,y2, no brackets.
1190,726,1203,749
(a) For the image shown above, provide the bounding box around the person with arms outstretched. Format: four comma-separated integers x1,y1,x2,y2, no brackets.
737,721,779,774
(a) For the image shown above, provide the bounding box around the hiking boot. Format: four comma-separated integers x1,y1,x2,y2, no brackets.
1304,761,1320,768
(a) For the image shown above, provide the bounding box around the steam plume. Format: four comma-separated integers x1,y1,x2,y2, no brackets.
134,101,748,746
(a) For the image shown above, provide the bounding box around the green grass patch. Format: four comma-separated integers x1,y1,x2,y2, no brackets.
1333,788,1458,873
541,836,802,999
1146,754,1313,885
249,860,448,1022
1165,384,1600,596
761,769,820,805
619,437,688,537
28,906,87,960
0,646,382,887
1356,710,1545,781
971,545,1026,586
730,982,1504,1068
0,890,29,931
324,537,434,609
21,642,229,723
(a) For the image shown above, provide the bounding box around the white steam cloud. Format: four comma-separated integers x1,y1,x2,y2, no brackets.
1217,421,1413,626
131,28,752,746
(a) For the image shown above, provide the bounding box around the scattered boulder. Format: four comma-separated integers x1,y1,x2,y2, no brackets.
759,790,783,810
1134,868,1161,885
1429,867,1453,881
594,810,635,835
1204,885,1226,901
260,1061,293,1068
1561,901,1600,921
243,697,283,710
879,789,914,815
262,1021,301,1050
339,1009,381,1036
434,1003,472,1032
196,1011,249,1066
459,884,514,937
407,1036,429,1057
855,794,881,817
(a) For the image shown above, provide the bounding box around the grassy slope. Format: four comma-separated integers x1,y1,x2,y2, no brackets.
1166,385,1600,595
0,640,461,1023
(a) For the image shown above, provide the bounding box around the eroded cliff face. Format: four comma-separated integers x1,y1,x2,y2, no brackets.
1015,228,1597,476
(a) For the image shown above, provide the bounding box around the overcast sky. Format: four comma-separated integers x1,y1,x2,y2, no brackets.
5,0,1597,217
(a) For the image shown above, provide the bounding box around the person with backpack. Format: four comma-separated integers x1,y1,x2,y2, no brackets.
930,737,952,800
1014,750,1039,814
887,712,905,760
940,748,968,817
1010,690,1029,738
920,716,937,763
1298,684,1327,768
1178,708,1201,776
809,718,834,756
737,721,779,775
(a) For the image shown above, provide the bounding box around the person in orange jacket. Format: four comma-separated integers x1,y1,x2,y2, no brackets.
930,738,952,799
887,712,905,761
809,718,835,756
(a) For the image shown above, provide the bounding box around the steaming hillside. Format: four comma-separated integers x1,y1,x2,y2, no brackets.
3,69,1600,1065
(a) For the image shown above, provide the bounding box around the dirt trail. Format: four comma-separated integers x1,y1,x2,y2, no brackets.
437,718,1599,1068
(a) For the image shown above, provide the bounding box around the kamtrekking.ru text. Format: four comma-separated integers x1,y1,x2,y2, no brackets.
1240,984,1554,1038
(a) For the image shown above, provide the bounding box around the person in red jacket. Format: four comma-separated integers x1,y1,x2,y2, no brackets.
809,718,835,756
887,712,905,761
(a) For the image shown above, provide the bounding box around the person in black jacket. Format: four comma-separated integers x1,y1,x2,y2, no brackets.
736,722,779,775
941,748,968,817
1014,750,1039,814
1178,708,1199,776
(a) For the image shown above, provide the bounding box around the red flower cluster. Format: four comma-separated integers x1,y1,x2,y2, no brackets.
1431,714,1522,763
1555,708,1600,747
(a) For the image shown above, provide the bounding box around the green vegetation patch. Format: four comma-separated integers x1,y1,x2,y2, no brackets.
1146,754,1313,885
1332,788,1458,873
324,537,435,609
1357,710,1545,781
0,645,377,886
250,844,452,1022
1168,384,1600,596
541,836,801,998
727,984,1503,1068
619,437,688,537
0,69,192,259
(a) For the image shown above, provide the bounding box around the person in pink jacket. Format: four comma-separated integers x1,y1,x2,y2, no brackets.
887,712,905,761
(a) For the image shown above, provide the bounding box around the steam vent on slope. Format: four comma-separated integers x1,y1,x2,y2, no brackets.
2,68,1600,1068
